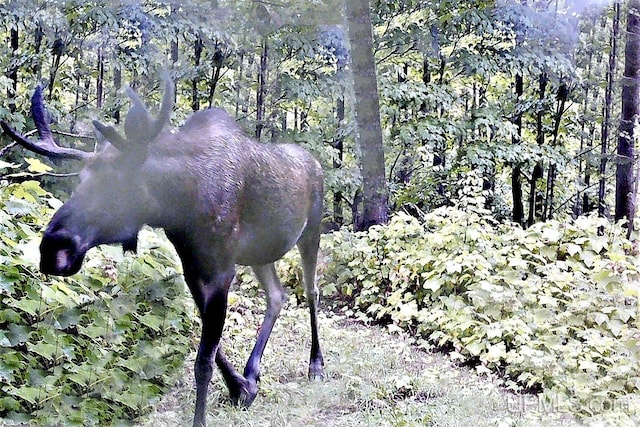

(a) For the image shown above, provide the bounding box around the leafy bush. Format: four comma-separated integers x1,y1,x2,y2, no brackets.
0,181,194,426
318,208,640,425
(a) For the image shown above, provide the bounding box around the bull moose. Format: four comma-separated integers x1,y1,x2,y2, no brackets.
0,78,324,427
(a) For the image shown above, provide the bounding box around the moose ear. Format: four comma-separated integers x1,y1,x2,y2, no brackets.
92,120,127,152
123,86,154,143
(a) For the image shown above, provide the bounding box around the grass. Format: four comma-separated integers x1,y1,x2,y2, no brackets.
139,292,580,427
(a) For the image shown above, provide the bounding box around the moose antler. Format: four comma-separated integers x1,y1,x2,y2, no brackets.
93,77,175,150
0,86,93,161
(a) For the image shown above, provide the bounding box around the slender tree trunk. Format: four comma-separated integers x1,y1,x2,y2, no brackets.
8,25,18,113
235,52,245,117
544,82,569,220
208,43,225,107
96,46,104,108
112,62,122,123
599,2,620,217
430,24,446,169
615,0,640,227
512,73,525,226
192,37,203,111
333,74,345,228
256,38,268,140
169,6,179,105
528,73,547,226
346,0,389,230
576,14,598,216
48,36,65,99
33,26,43,81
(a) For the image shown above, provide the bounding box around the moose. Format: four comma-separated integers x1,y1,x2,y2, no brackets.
1,79,324,427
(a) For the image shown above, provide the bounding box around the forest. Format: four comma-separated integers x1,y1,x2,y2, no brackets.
1,0,640,426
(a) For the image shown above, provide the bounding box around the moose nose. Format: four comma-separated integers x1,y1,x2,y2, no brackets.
39,234,84,276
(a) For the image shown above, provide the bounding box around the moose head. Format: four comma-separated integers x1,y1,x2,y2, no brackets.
2,80,174,276
1,79,324,427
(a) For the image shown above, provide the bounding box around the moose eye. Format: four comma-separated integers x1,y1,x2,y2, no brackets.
78,169,91,183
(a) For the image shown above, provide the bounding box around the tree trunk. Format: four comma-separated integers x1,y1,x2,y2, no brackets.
512,73,525,226
48,37,65,99
346,0,389,230
192,37,203,111
34,26,43,80
234,52,245,117
544,82,569,220
96,46,104,108
615,0,640,226
528,73,547,226
576,14,598,216
256,38,268,140
8,25,18,113
599,2,620,217
333,78,345,228
112,62,122,123
208,43,225,107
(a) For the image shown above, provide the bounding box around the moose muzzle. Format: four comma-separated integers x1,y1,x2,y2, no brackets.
39,232,87,276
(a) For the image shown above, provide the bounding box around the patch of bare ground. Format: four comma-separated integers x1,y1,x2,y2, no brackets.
140,299,580,427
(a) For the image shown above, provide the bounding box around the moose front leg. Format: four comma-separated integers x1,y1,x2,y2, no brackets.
191,270,235,427
240,263,287,406
214,345,251,404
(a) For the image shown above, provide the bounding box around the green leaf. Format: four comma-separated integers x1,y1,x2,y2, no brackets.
0,275,16,296
25,158,52,173
9,386,41,405
27,341,58,361
10,298,41,317
139,313,163,331
0,331,11,347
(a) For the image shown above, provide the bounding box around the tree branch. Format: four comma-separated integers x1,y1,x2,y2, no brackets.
2,171,78,183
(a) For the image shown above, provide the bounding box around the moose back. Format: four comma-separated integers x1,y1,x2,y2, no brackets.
0,79,325,427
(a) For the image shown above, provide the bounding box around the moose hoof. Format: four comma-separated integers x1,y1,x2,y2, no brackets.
308,364,324,381
230,381,258,409
238,383,258,408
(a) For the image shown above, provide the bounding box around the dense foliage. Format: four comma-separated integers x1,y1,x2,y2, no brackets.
0,179,194,426
317,196,640,424
1,0,636,227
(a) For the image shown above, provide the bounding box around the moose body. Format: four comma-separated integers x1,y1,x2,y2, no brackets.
1,81,324,427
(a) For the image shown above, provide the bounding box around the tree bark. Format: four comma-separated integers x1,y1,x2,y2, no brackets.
544,82,569,220
576,13,599,216
528,73,547,226
512,73,525,226
192,37,203,111
346,0,389,230
96,46,104,109
333,71,345,228
256,38,268,140
8,25,18,113
112,61,122,123
599,1,620,217
615,0,640,225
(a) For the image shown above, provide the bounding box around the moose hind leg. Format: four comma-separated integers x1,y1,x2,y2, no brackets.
297,225,324,380
241,263,287,406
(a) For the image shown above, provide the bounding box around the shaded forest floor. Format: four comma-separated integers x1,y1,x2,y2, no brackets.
139,301,579,427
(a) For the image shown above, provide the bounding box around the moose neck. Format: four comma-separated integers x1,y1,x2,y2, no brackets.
139,130,251,238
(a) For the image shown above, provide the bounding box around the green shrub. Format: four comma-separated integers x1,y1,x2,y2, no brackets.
0,181,194,426
317,209,640,425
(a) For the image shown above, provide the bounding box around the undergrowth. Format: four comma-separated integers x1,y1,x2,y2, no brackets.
311,208,640,425
0,180,194,425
